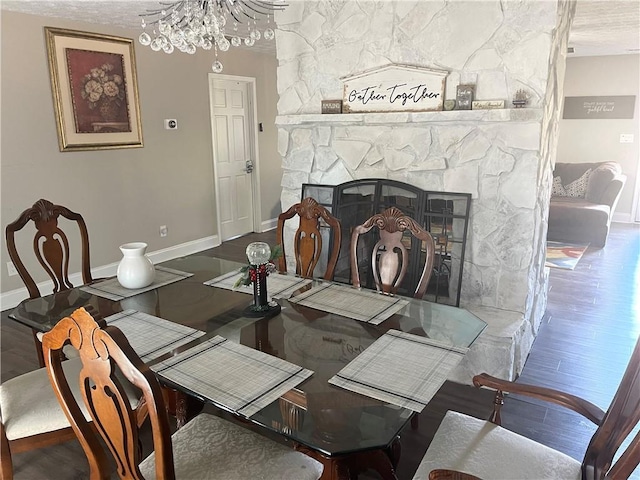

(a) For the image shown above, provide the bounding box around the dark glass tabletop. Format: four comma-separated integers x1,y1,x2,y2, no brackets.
9,255,486,457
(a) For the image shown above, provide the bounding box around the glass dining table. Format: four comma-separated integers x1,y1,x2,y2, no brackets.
9,255,487,480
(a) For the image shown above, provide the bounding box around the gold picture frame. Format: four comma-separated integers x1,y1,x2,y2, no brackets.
45,27,143,152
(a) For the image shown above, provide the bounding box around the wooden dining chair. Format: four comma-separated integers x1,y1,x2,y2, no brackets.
277,197,342,281
412,336,640,480
5,198,93,367
350,206,436,299
41,307,324,480
0,309,144,480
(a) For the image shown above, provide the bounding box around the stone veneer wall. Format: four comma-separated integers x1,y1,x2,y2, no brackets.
274,0,576,381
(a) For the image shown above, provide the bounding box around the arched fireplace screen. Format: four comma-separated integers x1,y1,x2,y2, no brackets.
302,180,471,307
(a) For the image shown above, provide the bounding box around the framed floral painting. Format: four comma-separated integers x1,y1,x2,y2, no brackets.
45,27,143,151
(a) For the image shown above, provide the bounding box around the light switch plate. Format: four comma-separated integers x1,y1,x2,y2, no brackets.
620,134,634,143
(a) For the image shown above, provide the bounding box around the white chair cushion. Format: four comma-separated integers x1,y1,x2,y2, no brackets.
139,413,323,480
413,411,581,480
35,330,79,359
0,358,140,441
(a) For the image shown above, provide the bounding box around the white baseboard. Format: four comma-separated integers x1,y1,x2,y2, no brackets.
0,235,220,311
612,212,633,223
261,218,278,232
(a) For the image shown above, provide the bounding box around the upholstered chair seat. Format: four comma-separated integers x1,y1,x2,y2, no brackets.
412,411,581,480
139,413,323,480
1,359,83,442
1,358,140,442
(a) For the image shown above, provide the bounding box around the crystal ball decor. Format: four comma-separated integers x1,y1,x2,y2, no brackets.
211,60,223,73
246,242,271,265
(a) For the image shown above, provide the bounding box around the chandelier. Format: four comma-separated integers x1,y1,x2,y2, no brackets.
138,0,286,73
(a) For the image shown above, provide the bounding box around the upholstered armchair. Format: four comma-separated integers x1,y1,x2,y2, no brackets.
412,337,640,479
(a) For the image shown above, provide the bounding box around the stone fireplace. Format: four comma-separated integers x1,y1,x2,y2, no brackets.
274,0,576,383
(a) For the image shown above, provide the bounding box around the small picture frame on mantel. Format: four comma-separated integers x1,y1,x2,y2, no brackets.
322,100,343,114
456,84,475,110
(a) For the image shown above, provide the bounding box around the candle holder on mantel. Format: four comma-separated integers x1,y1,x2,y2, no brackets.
244,242,281,318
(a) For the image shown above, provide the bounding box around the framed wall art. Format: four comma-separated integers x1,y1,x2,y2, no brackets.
563,95,636,119
45,27,143,152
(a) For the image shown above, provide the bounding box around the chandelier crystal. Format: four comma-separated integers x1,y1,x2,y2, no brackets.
138,0,286,73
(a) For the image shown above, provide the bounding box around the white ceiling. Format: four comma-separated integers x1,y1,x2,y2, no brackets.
1,0,639,57
569,0,640,56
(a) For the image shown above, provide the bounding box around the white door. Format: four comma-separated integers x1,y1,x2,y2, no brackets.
211,78,254,240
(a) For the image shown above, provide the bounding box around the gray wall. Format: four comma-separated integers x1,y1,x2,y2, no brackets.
557,54,640,220
1,11,281,295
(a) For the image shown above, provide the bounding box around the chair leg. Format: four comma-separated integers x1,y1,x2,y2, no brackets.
0,424,14,480
489,390,504,425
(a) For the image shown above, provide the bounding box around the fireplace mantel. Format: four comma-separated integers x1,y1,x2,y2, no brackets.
276,108,543,126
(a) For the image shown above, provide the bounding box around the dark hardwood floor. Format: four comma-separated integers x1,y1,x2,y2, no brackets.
1,224,638,479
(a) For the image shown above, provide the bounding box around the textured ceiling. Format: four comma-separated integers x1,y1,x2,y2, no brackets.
569,0,640,56
1,0,639,57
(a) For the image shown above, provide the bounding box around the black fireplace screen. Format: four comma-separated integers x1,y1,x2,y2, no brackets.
301,179,471,307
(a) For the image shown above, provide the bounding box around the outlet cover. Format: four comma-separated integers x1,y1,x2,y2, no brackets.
160,225,168,237
164,119,178,130
620,134,634,144
7,261,18,276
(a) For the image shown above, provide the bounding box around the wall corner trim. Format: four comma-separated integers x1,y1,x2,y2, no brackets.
261,218,278,232
612,213,633,224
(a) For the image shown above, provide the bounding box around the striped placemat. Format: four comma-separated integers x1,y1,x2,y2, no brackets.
288,283,409,325
328,330,468,412
204,270,312,299
81,266,193,301
153,336,313,418
105,310,205,362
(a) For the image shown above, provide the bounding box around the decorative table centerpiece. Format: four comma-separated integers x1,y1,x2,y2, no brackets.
236,242,282,317
116,242,155,289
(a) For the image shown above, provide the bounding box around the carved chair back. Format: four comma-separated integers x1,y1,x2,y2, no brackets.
581,336,640,479
277,197,342,281
350,207,435,299
41,307,174,480
5,199,92,299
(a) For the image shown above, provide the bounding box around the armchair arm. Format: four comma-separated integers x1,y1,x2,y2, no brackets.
600,176,626,211
473,373,605,426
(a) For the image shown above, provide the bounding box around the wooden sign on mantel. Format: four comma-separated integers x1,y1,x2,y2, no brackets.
341,64,448,113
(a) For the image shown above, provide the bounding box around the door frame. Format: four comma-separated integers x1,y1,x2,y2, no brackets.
208,73,263,244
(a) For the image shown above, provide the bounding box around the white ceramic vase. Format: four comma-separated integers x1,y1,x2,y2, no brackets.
116,242,155,289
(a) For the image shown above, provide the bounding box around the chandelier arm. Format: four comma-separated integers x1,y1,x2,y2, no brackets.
226,0,284,21
251,0,288,11
140,0,283,25
240,3,274,17
139,1,188,26
223,1,245,24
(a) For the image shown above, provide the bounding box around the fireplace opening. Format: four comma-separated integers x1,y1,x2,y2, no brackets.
301,179,470,306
